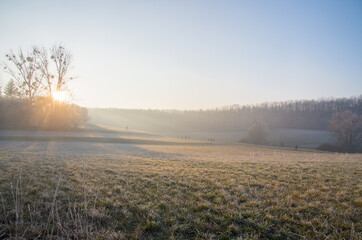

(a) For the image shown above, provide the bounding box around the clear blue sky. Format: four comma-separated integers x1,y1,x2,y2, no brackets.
0,0,361,109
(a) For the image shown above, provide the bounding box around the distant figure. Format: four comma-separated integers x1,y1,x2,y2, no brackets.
126,126,128,132
295,145,298,150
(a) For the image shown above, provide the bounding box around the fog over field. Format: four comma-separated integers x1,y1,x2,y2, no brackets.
89,96,361,149
89,110,336,149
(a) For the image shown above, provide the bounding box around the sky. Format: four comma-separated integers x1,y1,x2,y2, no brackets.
0,0,361,109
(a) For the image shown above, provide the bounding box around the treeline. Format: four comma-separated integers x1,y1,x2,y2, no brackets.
226,96,362,130
90,96,362,133
0,97,88,130
0,44,88,130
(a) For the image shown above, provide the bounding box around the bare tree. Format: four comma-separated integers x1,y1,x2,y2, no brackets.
33,46,54,96
3,44,75,101
3,49,41,102
50,44,73,92
32,44,73,96
329,110,362,151
1,44,87,130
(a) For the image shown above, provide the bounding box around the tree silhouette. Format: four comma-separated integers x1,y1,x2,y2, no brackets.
329,110,362,151
3,49,41,102
246,120,268,144
33,44,73,96
4,79,19,97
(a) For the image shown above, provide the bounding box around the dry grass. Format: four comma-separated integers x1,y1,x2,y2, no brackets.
0,142,361,239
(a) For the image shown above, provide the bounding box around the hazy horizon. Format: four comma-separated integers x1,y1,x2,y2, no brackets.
87,94,361,111
1,0,361,109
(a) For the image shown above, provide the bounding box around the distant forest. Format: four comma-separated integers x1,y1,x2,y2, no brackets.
90,96,362,133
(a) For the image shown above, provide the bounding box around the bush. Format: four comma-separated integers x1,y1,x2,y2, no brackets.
317,143,342,152
317,143,362,153
242,120,268,144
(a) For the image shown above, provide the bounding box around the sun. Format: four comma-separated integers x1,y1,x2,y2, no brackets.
52,91,69,102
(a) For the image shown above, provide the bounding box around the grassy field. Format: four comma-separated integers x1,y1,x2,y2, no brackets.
0,139,361,239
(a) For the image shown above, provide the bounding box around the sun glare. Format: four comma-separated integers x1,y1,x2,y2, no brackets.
52,91,68,102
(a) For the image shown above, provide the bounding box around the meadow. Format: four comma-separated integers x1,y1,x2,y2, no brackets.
0,138,361,239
